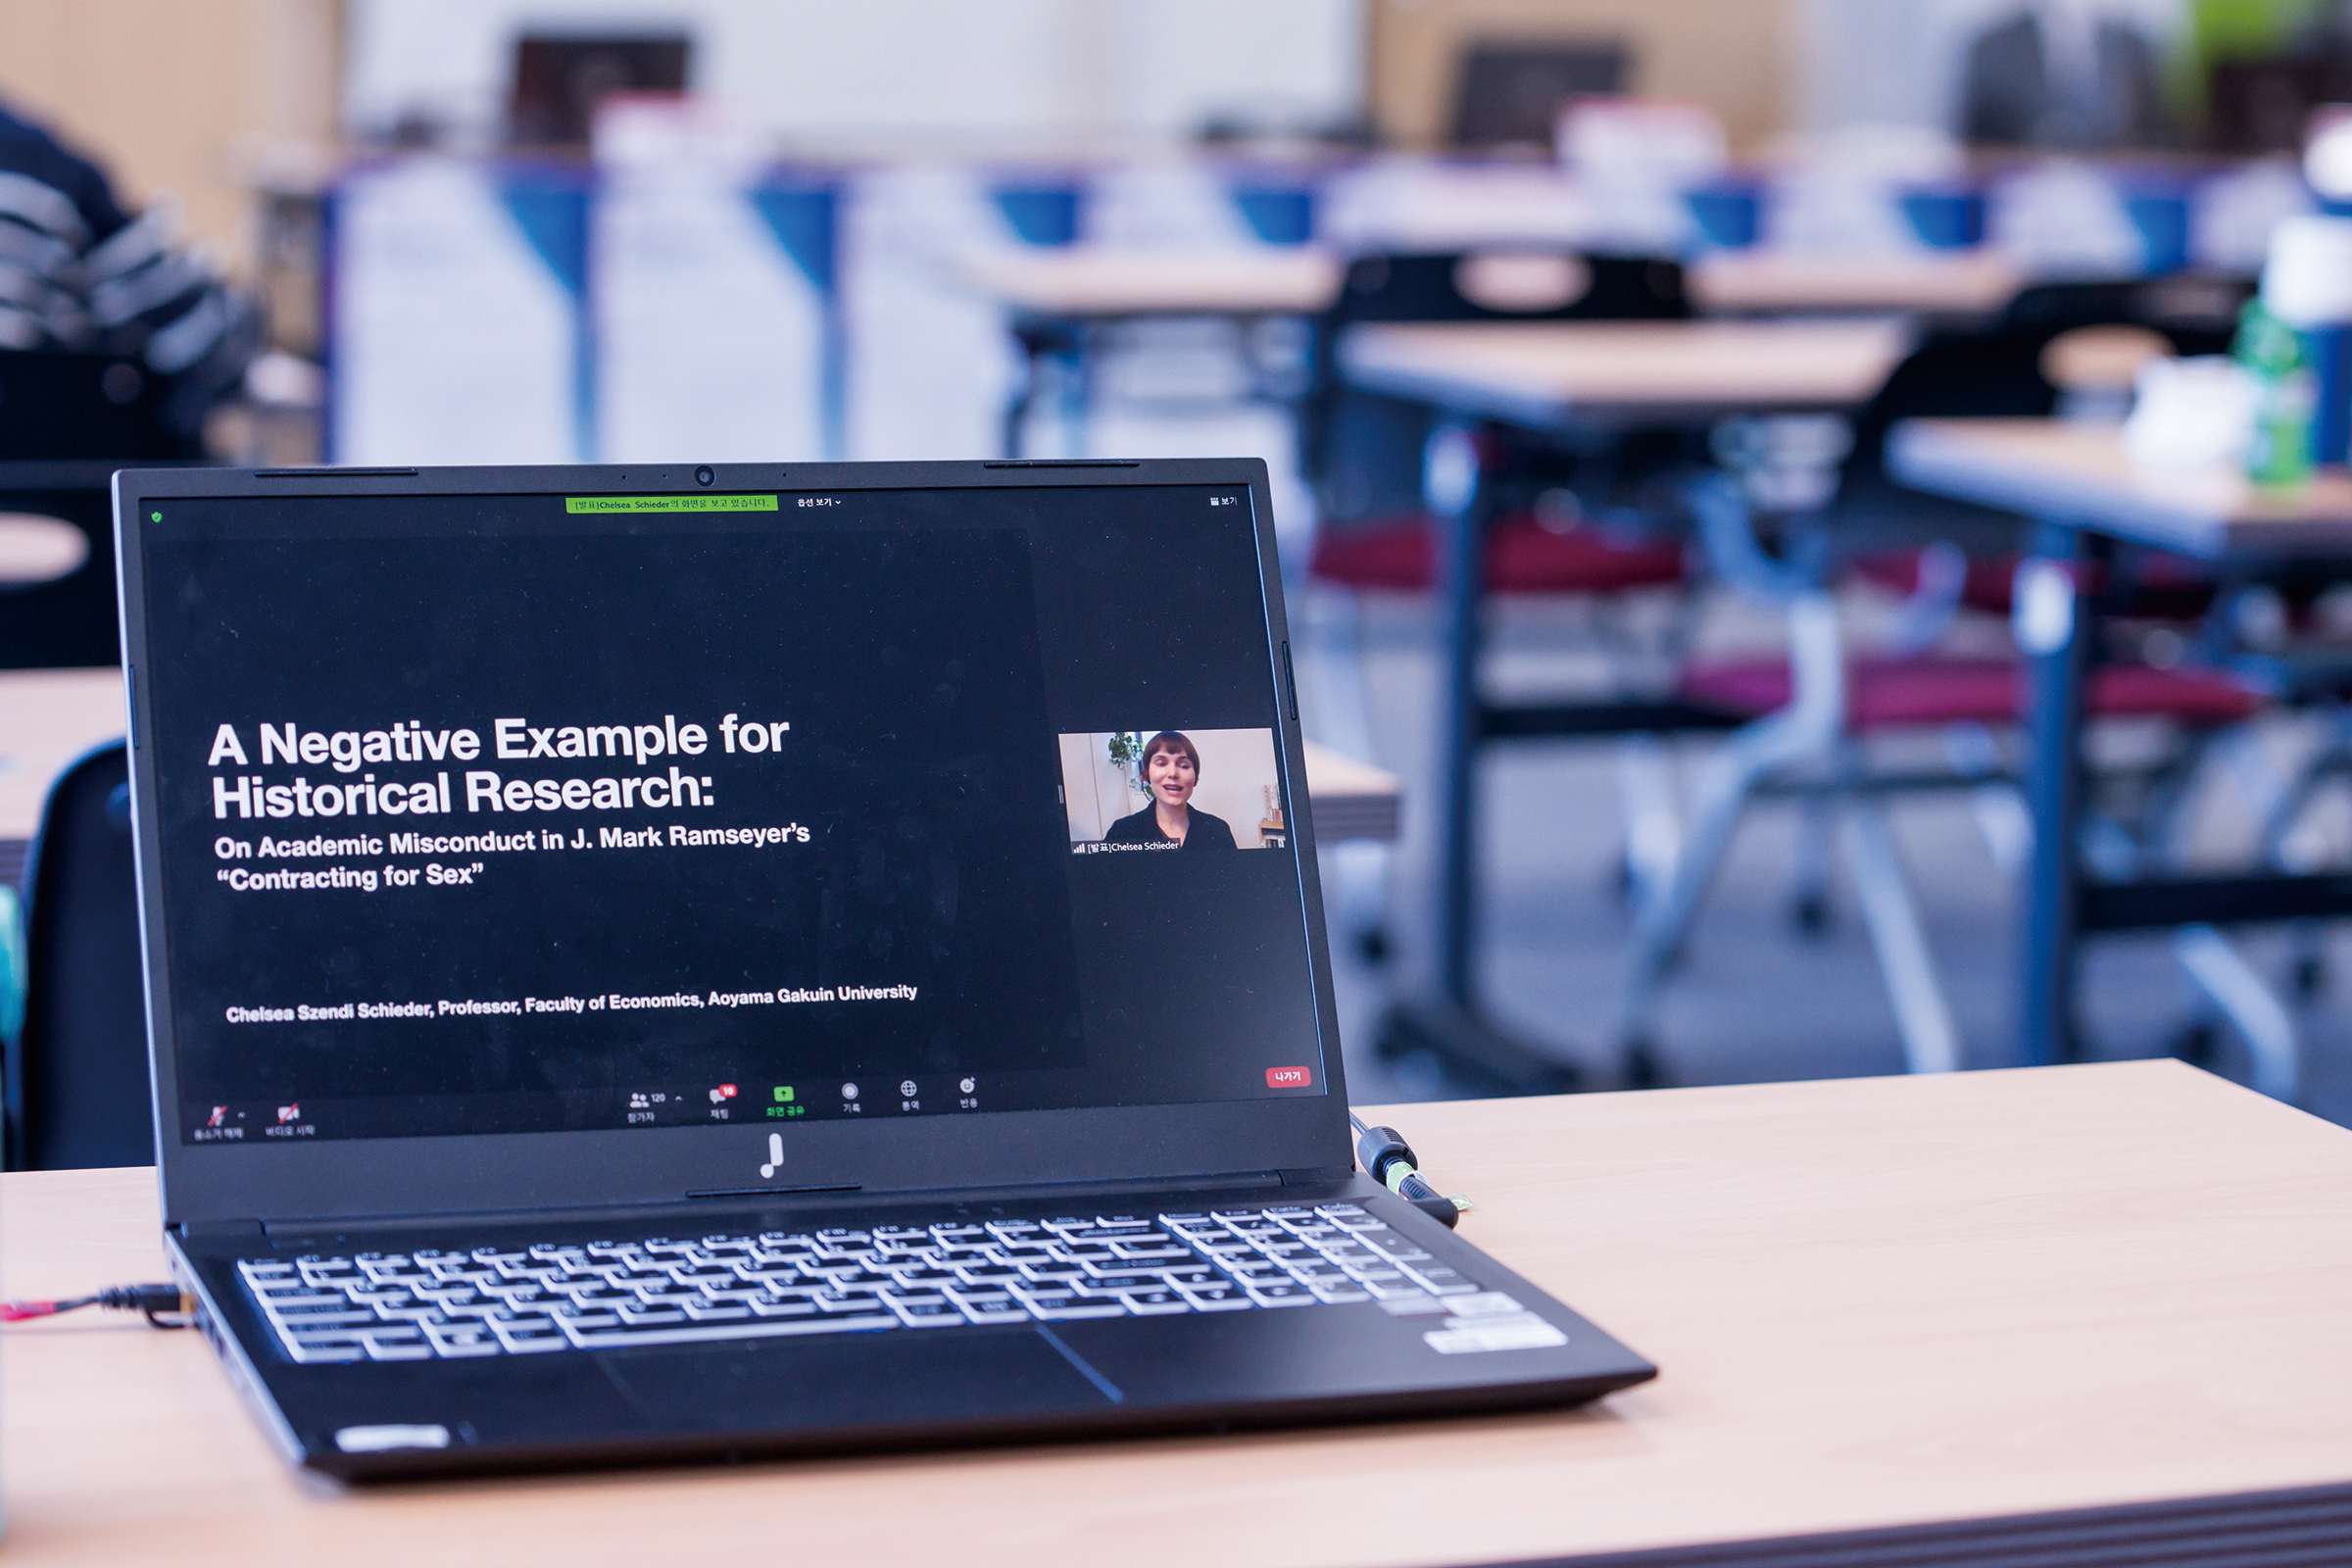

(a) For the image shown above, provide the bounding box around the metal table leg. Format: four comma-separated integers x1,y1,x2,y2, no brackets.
1372,421,1582,1096
1431,421,1492,1008
1002,328,1045,459
1002,319,1078,460
2016,524,2096,1065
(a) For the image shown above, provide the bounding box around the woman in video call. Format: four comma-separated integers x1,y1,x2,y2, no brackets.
1104,731,1238,850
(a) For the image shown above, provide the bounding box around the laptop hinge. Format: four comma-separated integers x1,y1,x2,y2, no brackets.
172,1218,266,1244
244,1169,1311,1238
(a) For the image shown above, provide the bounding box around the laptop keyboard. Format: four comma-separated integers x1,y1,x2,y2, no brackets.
236,1203,1483,1363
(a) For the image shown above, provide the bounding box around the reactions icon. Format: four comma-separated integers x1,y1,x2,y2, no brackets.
959,1077,976,1095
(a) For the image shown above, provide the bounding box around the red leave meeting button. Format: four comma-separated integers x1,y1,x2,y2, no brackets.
1265,1065,1312,1089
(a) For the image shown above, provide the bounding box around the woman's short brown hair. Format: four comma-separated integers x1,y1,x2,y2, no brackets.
1140,730,1200,779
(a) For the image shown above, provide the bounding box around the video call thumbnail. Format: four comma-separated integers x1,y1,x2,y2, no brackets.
1058,728,1285,854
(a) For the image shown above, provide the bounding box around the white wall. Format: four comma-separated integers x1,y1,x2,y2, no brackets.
594,173,828,462
1059,731,1144,844
1185,727,1284,848
344,0,1364,147
331,161,582,464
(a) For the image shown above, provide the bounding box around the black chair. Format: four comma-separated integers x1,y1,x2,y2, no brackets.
1627,294,2279,1077
1695,298,2275,908
1448,41,1628,150
1301,252,1698,993
0,350,207,669
1996,275,2247,349
508,33,691,149
2207,53,2352,155
5,742,149,1170
1831,275,2250,552
0,348,200,463
1302,250,1690,522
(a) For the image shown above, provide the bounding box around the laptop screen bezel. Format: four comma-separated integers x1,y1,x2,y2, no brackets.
116,459,1356,1230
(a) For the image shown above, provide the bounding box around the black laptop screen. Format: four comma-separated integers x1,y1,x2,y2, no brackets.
137,483,1326,1146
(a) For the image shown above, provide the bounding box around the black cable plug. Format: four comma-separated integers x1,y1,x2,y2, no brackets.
1349,1112,1473,1228
99,1283,196,1326
2,1282,193,1327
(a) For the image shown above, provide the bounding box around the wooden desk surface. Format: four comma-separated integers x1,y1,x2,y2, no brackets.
1340,318,1915,428
1890,417,2352,559
956,247,1342,319
7,1062,2349,1565
1688,248,2025,318
1297,737,1400,844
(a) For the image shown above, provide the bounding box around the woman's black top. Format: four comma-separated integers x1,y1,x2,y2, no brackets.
1102,805,1238,850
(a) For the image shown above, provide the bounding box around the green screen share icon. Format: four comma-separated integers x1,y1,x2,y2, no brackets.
773,1086,794,1103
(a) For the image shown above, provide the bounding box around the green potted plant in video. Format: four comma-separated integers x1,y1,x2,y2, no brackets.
1105,730,1143,796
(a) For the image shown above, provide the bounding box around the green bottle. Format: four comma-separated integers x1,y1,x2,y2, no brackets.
2236,298,2317,487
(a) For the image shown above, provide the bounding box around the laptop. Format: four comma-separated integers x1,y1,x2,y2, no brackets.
113,458,1654,1479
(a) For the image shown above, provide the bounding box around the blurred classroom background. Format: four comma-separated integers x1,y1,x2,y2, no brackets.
9,0,2352,1149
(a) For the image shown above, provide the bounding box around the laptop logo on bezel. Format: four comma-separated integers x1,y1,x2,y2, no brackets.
759,1132,782,1179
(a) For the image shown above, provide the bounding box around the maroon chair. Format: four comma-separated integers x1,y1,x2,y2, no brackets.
1677,652,2259,732
1849,548,2226,623
1301,249,1694,603
1619,475,2266,1084
1308,511,1687,596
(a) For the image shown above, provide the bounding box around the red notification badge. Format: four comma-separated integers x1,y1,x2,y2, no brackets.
1265,1065,1312,1089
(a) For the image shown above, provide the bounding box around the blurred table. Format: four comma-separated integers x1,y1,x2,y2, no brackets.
1892,417,2352,557
963,246,2028,330
957,247,1341,458
1890,417,2352,1073
1687,248,2025,318
0,511,93,586
1339,318,1913,427
957,247,1341,320
963,246,2013,460
1339,318,1917,1092
7,1061,2350,1564
1298,738,1400,843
